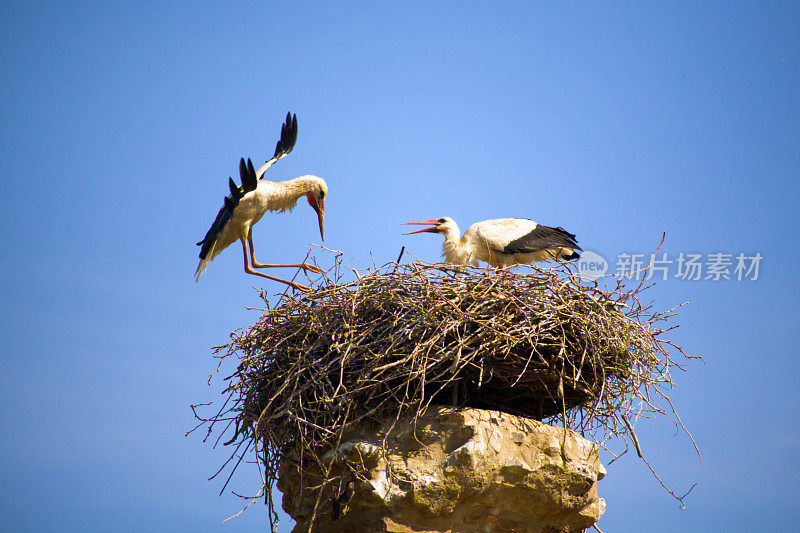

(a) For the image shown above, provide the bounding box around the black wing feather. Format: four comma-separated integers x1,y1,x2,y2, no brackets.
273,112,298,160
198,168,252,259
503,224,582,255
196,195,238,259
240,157,257,193
228,177,243,200
247,158,257,185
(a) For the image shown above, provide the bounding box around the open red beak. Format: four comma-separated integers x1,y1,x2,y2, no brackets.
402,219,440,235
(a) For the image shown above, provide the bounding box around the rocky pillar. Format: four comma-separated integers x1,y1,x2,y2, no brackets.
279,406,605,532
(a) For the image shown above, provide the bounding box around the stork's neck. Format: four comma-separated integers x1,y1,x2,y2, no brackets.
440,223,461,243
440,224,471,265
259,175,323,212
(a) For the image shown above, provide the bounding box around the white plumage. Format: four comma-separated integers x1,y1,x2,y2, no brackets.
403,216,581,267
195,113,327,291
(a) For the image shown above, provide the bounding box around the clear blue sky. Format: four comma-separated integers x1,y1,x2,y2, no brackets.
1,2,798,531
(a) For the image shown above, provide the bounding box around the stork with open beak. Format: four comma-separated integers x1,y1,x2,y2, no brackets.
403,217,581,267
195,113,327,291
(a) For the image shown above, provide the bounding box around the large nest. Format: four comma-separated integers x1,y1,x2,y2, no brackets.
192,257,698,529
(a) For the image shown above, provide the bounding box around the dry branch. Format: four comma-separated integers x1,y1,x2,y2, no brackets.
190,254,699,530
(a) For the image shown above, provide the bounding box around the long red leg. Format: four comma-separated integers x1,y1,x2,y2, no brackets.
240,240,310,292
247,231,323,274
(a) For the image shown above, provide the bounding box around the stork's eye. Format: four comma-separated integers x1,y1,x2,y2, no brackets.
319,190,325,199
437,218,446,224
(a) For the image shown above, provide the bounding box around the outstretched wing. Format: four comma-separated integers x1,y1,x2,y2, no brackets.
196,196,238,260
195,113,297,281
196,158,259,268
255,112,298,179
194,194,242,281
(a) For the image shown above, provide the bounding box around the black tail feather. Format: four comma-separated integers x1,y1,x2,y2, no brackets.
562,250,581,261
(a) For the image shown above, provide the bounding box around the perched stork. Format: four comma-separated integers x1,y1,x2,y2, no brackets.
195,113,327,291
403,217,581,267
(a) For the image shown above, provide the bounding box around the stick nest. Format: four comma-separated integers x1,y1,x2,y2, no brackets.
192,258,697,528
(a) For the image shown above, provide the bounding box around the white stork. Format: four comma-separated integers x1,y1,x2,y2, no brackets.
403,217,581,267
195,113,327,291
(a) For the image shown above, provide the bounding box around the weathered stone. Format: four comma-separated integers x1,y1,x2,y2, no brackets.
279,406,605,532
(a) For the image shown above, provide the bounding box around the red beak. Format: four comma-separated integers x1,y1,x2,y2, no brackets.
315,199,325,241
402,219,440,235
307,194,325,241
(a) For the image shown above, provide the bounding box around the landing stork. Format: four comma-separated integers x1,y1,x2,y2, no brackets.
195,113,327,291
403,217,581,267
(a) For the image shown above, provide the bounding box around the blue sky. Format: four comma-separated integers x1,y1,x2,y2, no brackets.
1,2,798,531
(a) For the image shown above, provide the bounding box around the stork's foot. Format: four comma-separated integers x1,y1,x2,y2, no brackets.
288,281,312,292
250,261,323,274
300,262,324,274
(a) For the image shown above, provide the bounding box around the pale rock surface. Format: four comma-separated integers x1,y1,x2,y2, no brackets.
279,406,605,532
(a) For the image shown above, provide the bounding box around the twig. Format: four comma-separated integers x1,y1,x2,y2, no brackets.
190,248,701,527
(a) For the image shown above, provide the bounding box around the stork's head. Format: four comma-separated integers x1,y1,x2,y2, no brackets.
403,217,459,240
304,177,327,241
